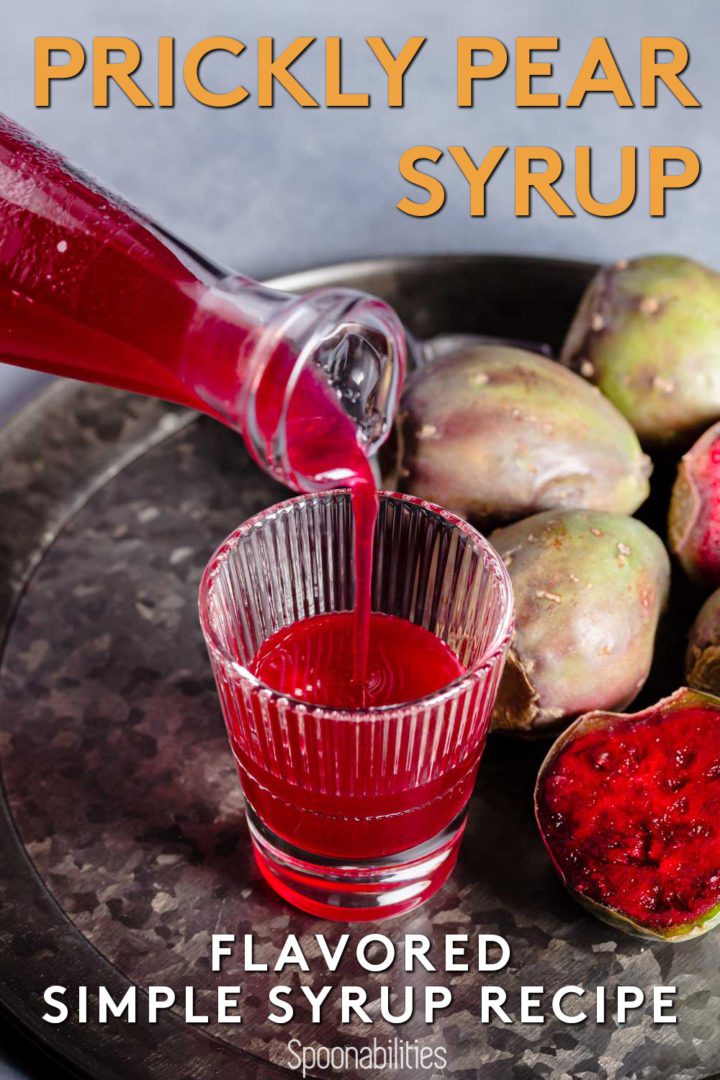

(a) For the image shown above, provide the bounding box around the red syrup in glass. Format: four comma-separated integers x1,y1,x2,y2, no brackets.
239,613,469,860
252,611,464,711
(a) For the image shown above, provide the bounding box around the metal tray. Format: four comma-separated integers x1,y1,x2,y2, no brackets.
0,255,716,1080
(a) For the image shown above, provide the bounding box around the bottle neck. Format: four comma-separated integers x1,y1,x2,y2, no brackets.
181,279,407,492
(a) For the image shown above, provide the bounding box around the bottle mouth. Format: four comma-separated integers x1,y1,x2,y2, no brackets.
306,292,406,450
244,288,407,492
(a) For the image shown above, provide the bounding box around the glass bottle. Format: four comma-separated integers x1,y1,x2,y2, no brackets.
0,114,406,492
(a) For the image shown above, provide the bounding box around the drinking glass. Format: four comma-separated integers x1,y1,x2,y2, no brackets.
199,491,513,920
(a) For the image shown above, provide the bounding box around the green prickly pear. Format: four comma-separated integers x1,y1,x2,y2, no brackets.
489,509,670,734
561,255,720,449
387,344,650,526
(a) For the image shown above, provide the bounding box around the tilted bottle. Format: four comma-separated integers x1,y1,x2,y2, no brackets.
0,115,406,492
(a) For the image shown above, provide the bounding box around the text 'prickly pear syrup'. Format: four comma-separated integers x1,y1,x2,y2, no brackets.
0,114,409,692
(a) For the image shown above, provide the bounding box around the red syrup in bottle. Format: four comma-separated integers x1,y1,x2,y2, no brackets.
0,114,408,690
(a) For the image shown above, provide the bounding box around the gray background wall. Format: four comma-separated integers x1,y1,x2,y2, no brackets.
0,0,716,418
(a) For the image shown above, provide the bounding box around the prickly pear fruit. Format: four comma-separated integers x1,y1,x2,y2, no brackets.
669,421,720,588
388,344,650,526
489,509,670,734
535,688,720,940
560,255,720,449
687,589,720,695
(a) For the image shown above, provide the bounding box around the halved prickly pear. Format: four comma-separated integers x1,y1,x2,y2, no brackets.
536,688,720,940
669,421,720,589
687,589,720,695
561,255,720,450
388,343,650,527
489,509,670,734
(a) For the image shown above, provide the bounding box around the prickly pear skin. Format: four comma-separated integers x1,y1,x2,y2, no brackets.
669,420,720,589
687,588,720,695
489,509,670,733
560,255,720,449
389,344,651,527
535,688,720,941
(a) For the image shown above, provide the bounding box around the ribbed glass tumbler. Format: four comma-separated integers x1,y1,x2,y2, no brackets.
199,491,513,920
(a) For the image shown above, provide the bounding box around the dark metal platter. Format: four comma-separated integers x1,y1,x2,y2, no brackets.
0,255,717,1080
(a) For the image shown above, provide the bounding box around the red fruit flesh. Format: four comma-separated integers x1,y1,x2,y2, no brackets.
537,698,720,933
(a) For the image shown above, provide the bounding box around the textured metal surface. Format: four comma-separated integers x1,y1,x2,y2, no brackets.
0,255,717,1079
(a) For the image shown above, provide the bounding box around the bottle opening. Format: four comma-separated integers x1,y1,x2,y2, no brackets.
245,288,407,493
310,297,405,453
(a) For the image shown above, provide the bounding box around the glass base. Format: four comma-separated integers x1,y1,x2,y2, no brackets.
246,804,466,921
